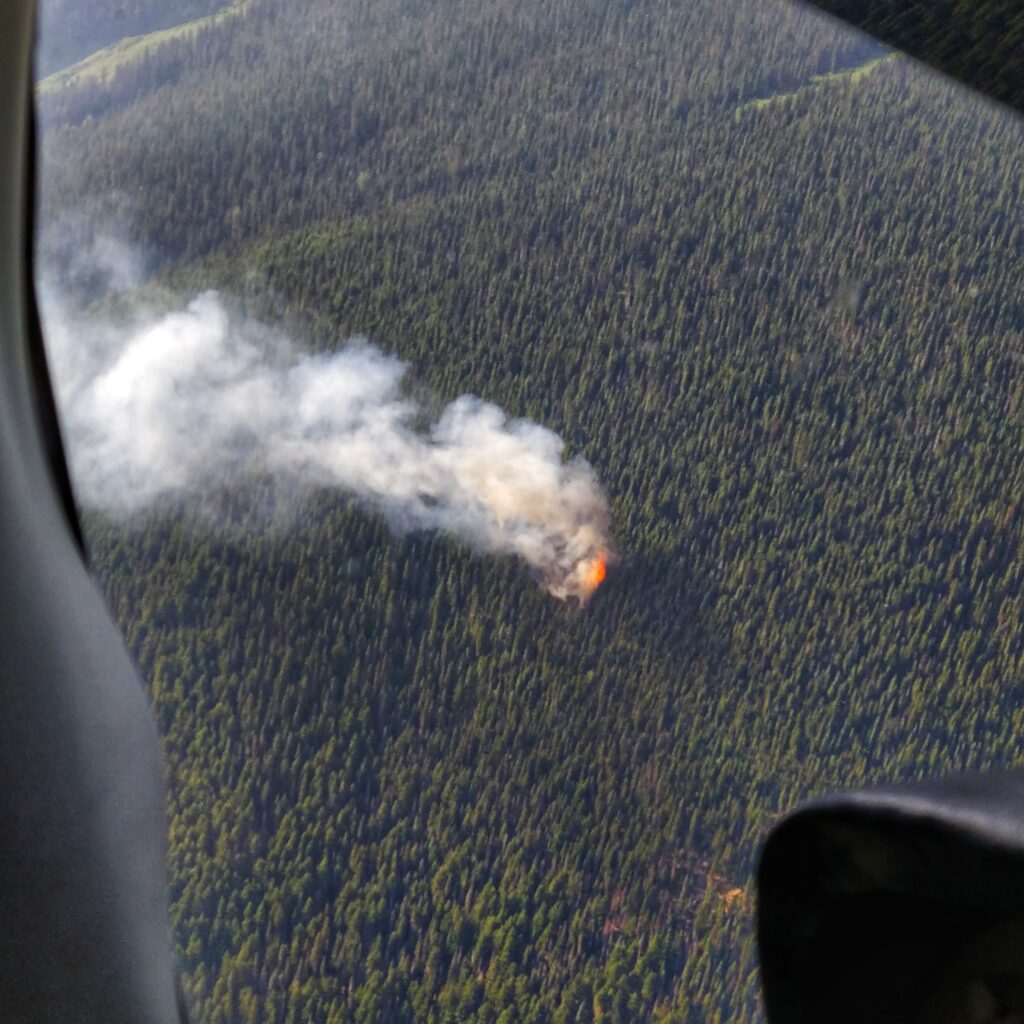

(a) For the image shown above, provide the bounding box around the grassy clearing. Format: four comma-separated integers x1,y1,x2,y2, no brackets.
735,52,897,117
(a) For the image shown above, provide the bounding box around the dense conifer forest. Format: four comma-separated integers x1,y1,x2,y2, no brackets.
35,0,1024,1020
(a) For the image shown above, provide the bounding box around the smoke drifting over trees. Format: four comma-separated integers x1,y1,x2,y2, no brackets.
40,277,611,602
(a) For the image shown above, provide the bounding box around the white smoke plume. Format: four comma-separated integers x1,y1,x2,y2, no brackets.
38,281,611,602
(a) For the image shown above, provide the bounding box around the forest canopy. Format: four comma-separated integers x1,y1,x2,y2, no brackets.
35,0,1024,1021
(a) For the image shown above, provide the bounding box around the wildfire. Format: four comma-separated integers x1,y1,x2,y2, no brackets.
548,548,611,605
583,552,608,594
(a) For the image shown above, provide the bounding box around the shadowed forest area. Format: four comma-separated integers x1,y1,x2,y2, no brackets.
35,0,1024,1020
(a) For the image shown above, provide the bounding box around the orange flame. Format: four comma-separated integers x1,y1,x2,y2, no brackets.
583,552,608,594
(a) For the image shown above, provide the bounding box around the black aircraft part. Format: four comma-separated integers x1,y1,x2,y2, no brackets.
759,772,1024,1023
801,0,1024,116
0,3,184,1022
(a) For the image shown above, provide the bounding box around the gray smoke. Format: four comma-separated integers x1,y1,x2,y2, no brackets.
38,280,611,602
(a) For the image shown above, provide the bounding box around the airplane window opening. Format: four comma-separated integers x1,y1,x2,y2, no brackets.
32,1,1024,1021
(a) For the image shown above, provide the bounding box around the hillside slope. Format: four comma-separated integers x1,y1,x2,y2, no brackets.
38,0,257,98
36,0,228,78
